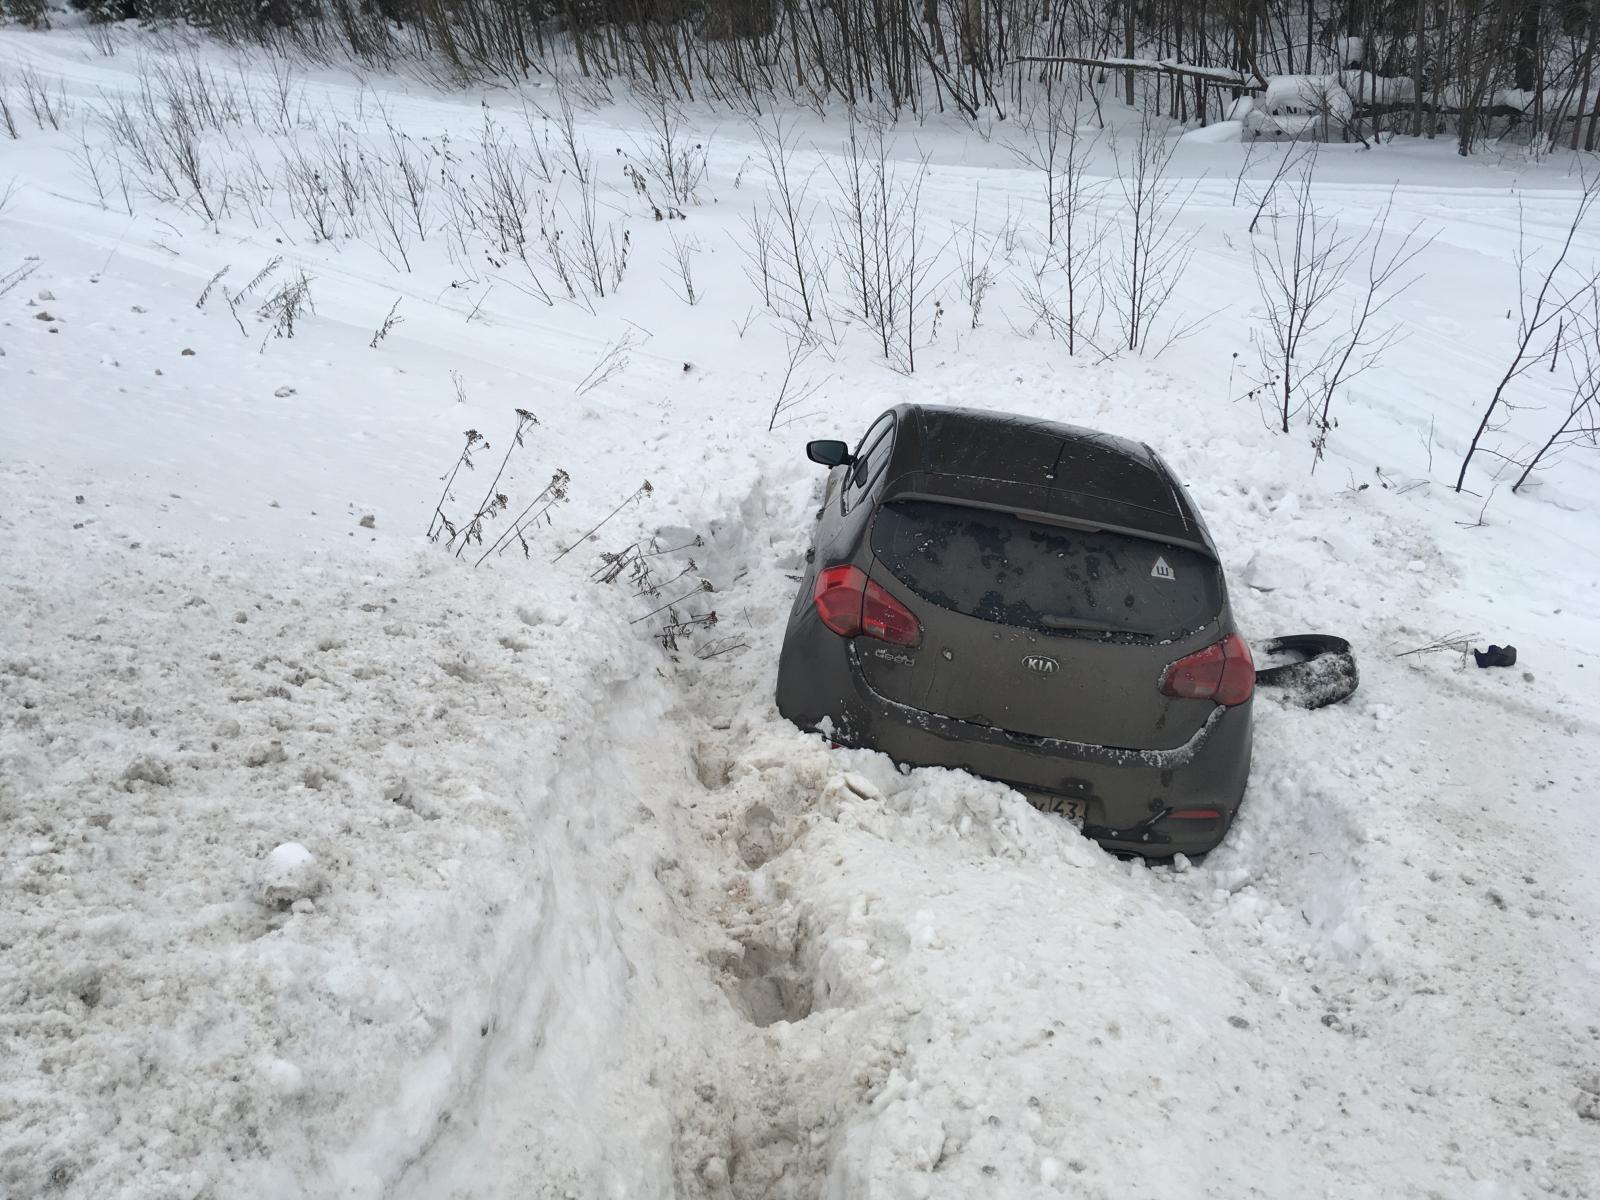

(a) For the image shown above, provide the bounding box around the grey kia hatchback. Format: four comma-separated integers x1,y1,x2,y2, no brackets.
775,404,1253,857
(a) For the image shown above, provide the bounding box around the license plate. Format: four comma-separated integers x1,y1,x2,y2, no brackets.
1025,793,1087,824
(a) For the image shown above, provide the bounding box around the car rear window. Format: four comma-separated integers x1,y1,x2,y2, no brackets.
870,500,1223,638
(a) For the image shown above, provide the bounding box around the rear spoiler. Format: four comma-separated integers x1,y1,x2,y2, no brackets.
879,471,1217,560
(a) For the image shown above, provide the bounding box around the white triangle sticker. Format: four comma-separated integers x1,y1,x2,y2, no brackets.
1151,556,1175,581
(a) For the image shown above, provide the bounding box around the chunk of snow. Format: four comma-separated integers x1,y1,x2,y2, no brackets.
258,841,326,910
122,755,172,787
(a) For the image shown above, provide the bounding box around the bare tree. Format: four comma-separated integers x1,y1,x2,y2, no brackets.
1108,103,1197,353
1251,155,1358,433
896,156,939,373
1309,196,1434,469
1243,135,1316,234
1457,180,1600,492
826,121,935,369
768,327,826,429
752,115,826,324
955,186,1002,329
1511,285,1600,492
827,115,883,331
1007,88,1073,248
1050,100,1107,356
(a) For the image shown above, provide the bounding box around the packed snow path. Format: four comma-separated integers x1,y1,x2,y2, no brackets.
3,27,1599,1200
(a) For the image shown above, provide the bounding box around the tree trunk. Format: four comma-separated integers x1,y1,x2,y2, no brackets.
1412,0,1426,136
1515,0,1539,92
1573,11,1596,149
1125,0,1136,107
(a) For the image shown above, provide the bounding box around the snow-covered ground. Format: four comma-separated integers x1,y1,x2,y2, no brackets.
3,23,1599,1200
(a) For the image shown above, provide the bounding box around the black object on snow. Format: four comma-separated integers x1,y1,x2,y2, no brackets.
1473,644,1518,668
1254,634,1359,709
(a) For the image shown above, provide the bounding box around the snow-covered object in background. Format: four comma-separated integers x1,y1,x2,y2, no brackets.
1338,70,1416,106
1335,36,1363,69
1244,74,1354,140
1494,87,1534,112
258,842,326,910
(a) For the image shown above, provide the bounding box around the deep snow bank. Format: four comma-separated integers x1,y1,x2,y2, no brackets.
0,461,660,1196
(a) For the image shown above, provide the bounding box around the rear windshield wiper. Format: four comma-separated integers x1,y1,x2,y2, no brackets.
1040,614,1124,633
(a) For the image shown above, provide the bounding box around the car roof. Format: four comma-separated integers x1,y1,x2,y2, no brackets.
880,405,1213,554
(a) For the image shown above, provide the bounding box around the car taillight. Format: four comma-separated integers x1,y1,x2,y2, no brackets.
1159,633,1255,706
813,565,921,647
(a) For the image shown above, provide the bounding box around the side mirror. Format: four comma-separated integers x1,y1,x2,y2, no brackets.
806,439,852,468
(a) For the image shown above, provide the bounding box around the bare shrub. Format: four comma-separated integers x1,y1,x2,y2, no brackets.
751,115,826,325
768,327,826,429
195,265,230,310
954,187,1002,329
263,55,305,137
527,120,626,306
318,127,368,235
283,142,337,241
1513,288,1600,492
1008,92,1106,355
476,470,571,566
632,87,708,206
1251,158,1357,434
19,66,69,132
451,409,540,559
1007,87,1086,249
68,121,112,209
518,99,559,183
85,19,115,58
738,205,778,310
575,325,647,396
257,270,315,348
1309,197,1433,469
1244,136,1316,234
473,116,534,264
1108,103,1199,354
1457,179,1600,493
428,428,484,543
554,480,654,563
541,90,591,187
827,121,934,370
384,125,431,241
367,168,416,272
0,80,16,140
369,297,403,349
566,166,629,300
0,258,39,297
666,228,702,305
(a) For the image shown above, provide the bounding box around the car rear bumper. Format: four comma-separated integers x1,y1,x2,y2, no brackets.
821,646,1252,857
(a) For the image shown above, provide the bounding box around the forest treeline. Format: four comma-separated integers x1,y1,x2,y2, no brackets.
4,0,1600,152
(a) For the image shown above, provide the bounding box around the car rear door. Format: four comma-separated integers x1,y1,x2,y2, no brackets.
856,498,1224,751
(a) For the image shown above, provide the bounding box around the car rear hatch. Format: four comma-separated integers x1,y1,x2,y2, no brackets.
858,496,1225,751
